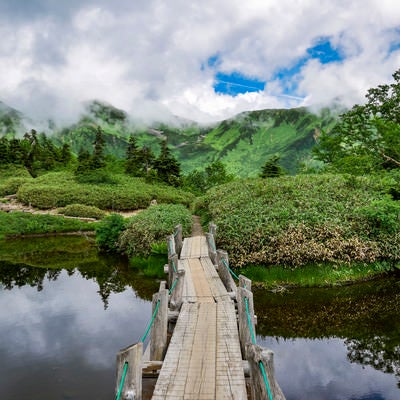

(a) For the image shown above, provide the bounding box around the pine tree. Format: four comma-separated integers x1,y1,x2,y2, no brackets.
260,156,285,178
91,126,106,169
125,135,143,176
76,147,92,174
155,140,181,186
138,145,155,177
0,137,10,165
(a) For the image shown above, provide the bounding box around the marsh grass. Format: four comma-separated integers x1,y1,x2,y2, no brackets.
238,262,394,288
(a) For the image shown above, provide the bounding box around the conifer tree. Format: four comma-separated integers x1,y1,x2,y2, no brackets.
91,126,106,169
125,135,143,176
260,155,285,178
155,140,181,186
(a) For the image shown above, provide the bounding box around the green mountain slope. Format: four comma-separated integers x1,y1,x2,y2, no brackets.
0,100,338,176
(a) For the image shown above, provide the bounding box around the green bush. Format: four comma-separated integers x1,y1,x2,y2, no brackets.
57,204,106,220
357,197,400,235
118,204,192,257
0,176,33,196
95,213,126,252
199,174,399,268
16,171,194,210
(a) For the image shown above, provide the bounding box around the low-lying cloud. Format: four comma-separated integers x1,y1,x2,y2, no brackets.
1,0,400,124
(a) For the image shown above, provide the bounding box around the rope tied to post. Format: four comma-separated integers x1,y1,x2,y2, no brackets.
140,298,161,343
168,277,179,295
115,361,129,400
222,258,240,281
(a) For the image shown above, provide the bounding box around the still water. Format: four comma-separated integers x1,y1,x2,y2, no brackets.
0,236,399,399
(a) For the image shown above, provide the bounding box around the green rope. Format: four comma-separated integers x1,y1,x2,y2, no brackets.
171,258,177,274
140,299,160,343
244,296,257,344
115,361,128,400
169,277,179,295
174,229,179,237
222,258,240,281
259,360,274,400
168,239,174,255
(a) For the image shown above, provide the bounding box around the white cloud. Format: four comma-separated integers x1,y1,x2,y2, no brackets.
0,0,400,123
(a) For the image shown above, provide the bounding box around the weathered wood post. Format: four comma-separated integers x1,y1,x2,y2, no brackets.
167,234,176,258
169,265,185,311
209,222,217,239
205,232,217,266
167,254,178,288
115,342,143,400
246,343,286,400
237,286,256,358
239,274,252,291
216,250,237,293
150,282,169,361
173,224,183,257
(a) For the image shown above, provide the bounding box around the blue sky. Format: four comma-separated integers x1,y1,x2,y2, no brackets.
0,0,400,123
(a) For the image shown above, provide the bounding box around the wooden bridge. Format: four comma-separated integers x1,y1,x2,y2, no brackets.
115,224,285,400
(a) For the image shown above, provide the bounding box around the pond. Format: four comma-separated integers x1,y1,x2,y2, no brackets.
0,235,399,400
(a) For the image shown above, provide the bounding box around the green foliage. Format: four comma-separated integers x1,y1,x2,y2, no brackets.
118,204,192,257
0,211,94,239
130,255,166,278
260,155,285,178
57,204,106,220
154,140,181,186
74,169,118,185
95,213,126,252
16,171,194,210
183,161,234,194
314,68,400,174
198,174,400,268
357,197,400,235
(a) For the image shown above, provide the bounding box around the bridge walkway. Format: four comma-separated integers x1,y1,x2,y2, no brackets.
151,235,247,400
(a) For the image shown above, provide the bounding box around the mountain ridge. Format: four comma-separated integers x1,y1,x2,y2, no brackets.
0,100,339,176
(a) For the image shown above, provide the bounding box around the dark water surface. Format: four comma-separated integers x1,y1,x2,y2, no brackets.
0,236,399,399
254,278,400,400
0,236,157,400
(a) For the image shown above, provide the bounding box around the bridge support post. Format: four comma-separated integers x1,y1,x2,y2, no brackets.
239,275,252,291
216,250,237,293
115,342,143,400
168,254,178,288
206,233,217,266
167,234,176,258
209,222,217,239
174,224,183,257
170,265,185,311
150,282,168,361
237,286,256,358
246,343,286,400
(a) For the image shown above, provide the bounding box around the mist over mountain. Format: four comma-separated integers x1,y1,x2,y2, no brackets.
0,99,338,176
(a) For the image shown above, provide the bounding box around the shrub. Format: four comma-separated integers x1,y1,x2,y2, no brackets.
95,214,127,252
356,197,400,235
58,204,106,220
0,177,33,196
118,204,192,257
16,171,194,210
198,174,399,268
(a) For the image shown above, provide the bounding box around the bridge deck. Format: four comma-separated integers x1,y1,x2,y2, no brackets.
152,236,247,400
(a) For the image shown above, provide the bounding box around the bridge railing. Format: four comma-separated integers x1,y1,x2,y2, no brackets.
115,226,184,400
207,223,286,400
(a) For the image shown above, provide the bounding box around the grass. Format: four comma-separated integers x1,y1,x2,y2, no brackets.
0,211,95,239
238,262,394,288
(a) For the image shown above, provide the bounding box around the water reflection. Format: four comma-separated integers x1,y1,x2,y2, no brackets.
0,236,159,400
254,277,400,400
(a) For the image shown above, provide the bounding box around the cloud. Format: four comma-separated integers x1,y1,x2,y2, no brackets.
0,0,400,123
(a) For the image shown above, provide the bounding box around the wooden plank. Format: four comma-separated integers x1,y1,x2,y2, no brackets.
181,237,208,259
188,258,214,303
200,257,232,302
216,301,247,400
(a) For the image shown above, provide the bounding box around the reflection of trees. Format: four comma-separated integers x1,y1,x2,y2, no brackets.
0,236,159,308
345,336,400,388
0,258,157,308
